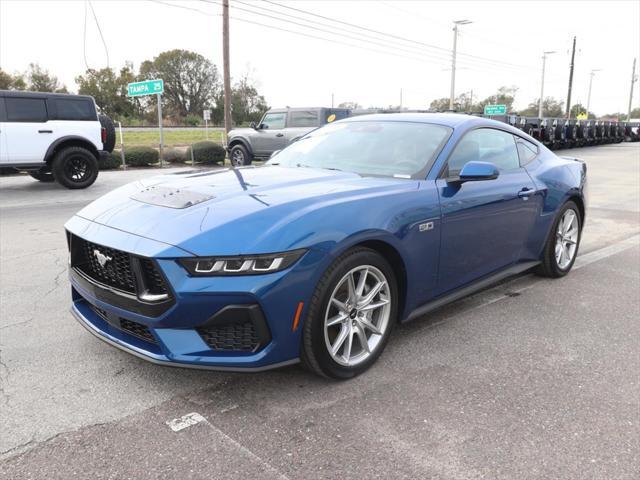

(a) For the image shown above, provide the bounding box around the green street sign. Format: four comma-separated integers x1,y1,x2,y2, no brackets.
127,79,164,97
484,104,507,115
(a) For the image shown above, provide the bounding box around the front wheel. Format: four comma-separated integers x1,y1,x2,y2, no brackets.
535,201,582,278
229,144,252,166
301,248,397,379
52,146,99,189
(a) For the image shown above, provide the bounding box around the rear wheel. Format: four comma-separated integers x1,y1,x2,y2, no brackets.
301,248,397,379
52,146,99,189
535,201,582,278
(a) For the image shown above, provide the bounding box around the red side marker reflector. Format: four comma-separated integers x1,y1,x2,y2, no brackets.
292,302,304,332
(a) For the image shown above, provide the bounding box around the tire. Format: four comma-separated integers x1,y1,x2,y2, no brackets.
51,146,99,189
301,247,398,379
99,114,116,153
535,201,582,278
29,171,55,182
229,143,252,166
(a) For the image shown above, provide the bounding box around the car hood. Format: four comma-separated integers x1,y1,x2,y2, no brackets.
227,128,255,138
74,166,417,256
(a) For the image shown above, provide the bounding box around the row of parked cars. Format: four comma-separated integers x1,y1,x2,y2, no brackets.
473,114,640,149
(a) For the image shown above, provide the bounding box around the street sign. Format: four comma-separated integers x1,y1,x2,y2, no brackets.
127,79,164,97
484,104,507,115
203,109,211,121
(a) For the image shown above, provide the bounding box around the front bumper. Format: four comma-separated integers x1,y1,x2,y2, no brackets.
66,216,322,371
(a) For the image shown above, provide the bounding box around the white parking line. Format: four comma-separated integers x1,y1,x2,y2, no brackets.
166,411,291,479
574,234,640,270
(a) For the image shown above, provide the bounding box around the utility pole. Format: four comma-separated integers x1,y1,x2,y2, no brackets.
469,89,473,111
565,36,576,118
539,51,555,118
399,88,403,110
586,69,601,117
222,0,232,148
449,20,472,111
331,93,334,108
627,58,637,121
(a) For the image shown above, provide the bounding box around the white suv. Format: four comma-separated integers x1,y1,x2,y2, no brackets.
0,90,115,189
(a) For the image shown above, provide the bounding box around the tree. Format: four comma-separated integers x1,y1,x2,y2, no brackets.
429,93,474,112
76,63,139,120
629,107,640,119
0,69,26,90
518,97,564,117
569,104,595,119
229,73,268,125
476,86,518,113
337,101,361,109
139,49,220,119
26,63,67,93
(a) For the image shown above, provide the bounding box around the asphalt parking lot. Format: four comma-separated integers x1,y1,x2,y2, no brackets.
0,143,638,479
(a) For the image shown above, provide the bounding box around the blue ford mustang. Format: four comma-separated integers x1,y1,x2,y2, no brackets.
66,113,587,379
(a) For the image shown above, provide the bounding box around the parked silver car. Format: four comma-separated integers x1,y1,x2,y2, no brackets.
227,107,350,165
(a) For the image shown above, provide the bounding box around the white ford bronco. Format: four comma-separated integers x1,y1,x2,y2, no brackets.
0,90,115,189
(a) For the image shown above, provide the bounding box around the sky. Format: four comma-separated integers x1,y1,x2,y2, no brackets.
1,0,639,116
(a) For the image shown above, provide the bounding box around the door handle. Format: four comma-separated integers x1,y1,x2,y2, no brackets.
275,133,284,137
38,130,53,133
518,187,536,198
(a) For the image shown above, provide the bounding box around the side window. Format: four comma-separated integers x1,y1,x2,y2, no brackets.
5,98,48,122
260,113,286,130
516,138,538,165
445,128,520,177
55,99,96,121
289,110,319,128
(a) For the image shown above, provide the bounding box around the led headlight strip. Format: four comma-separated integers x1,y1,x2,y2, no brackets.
179,249,306,276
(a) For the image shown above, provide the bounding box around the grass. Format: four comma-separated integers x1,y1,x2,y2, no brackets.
120,129,225,147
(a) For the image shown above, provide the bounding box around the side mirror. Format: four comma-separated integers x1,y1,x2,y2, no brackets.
457,161,499,182
250,121,257,130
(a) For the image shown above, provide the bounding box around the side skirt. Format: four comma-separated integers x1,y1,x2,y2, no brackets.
403,261,540,323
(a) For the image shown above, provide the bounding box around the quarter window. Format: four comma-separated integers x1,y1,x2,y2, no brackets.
289,110,319,128
260,112,286,129
516,138,538,165
55,99,96,121
446,128,520,177
5,97,48,122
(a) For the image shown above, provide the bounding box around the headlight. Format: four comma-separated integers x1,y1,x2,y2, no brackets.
179,249,306,276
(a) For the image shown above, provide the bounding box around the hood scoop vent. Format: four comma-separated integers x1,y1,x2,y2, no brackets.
130,185,214,209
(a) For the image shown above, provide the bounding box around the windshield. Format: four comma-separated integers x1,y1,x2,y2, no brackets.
267,121,452,179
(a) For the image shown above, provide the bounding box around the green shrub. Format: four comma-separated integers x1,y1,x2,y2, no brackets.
99,152,122,170
184,114,201,126
125,146,159,167
186,141,226,165
163,147,186,164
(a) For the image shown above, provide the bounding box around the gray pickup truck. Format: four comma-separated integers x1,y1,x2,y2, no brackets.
227,107,351,166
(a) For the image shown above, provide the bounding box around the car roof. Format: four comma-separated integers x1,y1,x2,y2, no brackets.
341,112,485,128
0,90,95,101
267,107,350,113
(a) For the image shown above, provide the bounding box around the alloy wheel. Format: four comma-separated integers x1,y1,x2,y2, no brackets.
555,209,579,269
324,265,391,367
231,149,245,166
64,156,89,182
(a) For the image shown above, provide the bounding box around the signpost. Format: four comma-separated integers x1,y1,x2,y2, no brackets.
203,109,211,140
127,79,165,166
484,104,507,116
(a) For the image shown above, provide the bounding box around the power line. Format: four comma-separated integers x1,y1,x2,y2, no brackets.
199,0,534,75
260,0,536,70
147,0,218,16
87,0,110,69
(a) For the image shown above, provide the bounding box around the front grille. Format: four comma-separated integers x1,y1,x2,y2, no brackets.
120,318,157,344
197,322,260,352
71,235,169,298
77,238,136,293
